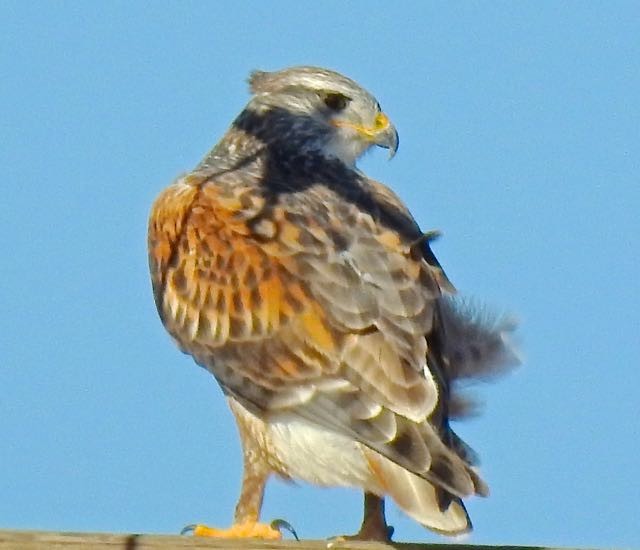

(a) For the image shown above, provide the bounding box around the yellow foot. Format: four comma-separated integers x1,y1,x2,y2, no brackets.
185,521,282,540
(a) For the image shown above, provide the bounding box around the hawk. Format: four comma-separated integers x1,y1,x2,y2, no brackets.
148,66,516,540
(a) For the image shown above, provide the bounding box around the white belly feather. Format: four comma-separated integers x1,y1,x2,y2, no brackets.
229,398,379,491
266,415,374,487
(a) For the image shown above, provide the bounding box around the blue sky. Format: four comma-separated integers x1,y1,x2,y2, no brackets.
2,2,638,548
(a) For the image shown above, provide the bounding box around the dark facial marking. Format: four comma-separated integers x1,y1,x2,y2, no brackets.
321,91,351,112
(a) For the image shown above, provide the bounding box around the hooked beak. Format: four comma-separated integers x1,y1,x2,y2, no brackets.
332,112,399,158
371,113,399,158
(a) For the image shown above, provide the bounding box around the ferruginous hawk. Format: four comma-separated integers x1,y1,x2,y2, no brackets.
148,66,516,540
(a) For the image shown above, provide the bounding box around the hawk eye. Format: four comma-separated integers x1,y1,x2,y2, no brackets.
322,92,350,112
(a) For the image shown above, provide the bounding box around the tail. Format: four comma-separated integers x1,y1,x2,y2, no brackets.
365,297,519,534
363,447,472,535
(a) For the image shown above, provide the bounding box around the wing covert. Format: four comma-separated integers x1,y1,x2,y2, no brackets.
148,171,475,495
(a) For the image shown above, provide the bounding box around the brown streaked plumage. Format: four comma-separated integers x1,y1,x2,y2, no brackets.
148,66,517,540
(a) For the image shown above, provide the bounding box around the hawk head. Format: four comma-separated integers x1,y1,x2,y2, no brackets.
241,66,399,166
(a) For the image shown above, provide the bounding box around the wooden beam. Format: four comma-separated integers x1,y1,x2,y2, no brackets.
0,530,581,550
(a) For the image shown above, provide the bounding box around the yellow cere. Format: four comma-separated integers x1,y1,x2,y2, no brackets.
374,112,389,130
332,112,390,139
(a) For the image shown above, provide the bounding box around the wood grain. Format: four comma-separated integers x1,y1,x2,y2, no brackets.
0,530,583,550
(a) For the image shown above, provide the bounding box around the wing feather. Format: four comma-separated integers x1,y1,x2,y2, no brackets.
149,170,483,500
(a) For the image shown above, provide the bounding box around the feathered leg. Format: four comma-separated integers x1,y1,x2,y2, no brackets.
190,402,281,539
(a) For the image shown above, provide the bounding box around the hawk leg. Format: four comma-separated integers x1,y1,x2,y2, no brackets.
189,411,281,540
342,492,394,542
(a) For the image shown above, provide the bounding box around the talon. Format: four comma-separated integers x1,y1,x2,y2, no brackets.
271,518,300,540
180,524,196,535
